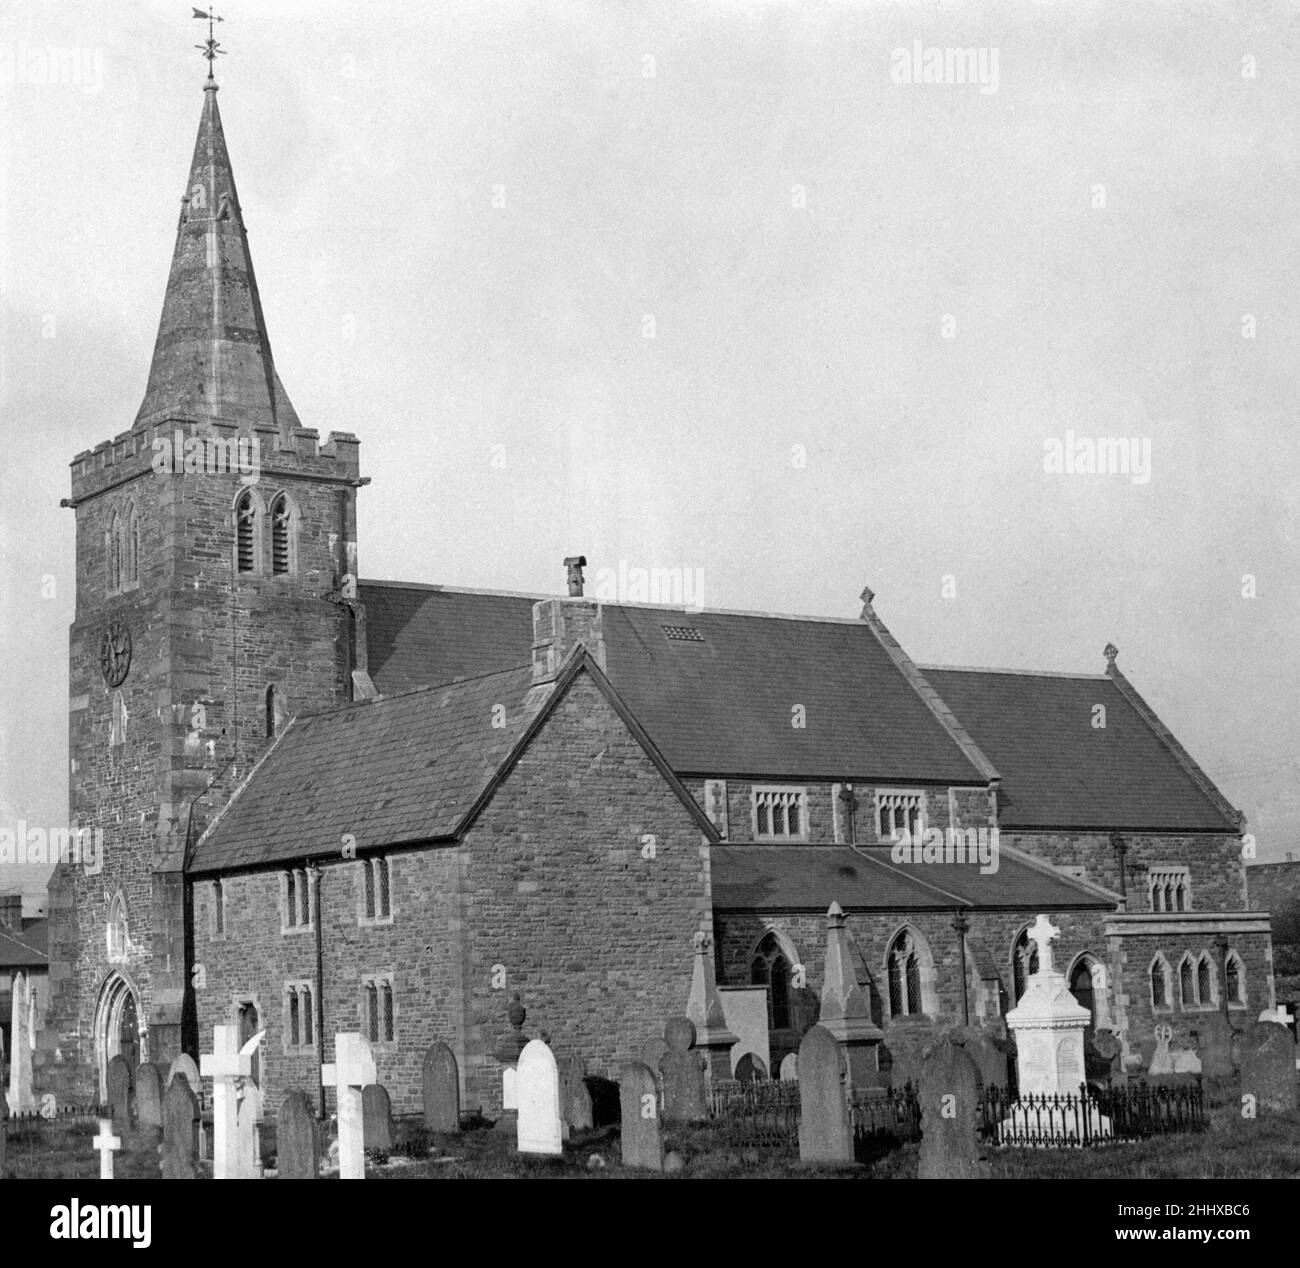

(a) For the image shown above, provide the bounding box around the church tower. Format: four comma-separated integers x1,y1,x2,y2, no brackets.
45,64,366,1099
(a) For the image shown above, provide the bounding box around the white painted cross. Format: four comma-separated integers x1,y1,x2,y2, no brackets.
93,1118,121,1179
321,1033,376,1180
1260,1005,1294,1028
1025,915,1061,974
200,1025,265,1181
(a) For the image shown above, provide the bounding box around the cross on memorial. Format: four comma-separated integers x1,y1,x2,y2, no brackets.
321,1033,376,1180
93,1118,121,1179
200,1025,265,1180
1025,915,1061,974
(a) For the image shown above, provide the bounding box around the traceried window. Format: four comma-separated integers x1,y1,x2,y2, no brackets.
282,868,313,932
887,929,926,1018
360,857,392,924
1224,949,1246,1007
1179,950,1217,1009
752,787,807,840
1147,867,1191,913
235,489,258,574
285,982,315,1050
875,790,924,842
362,975,395,1045
750,932,794,1030
1150,953,1172,1012
1012,927,1040,1002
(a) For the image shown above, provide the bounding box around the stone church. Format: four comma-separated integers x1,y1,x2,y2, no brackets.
37,70,1273,1115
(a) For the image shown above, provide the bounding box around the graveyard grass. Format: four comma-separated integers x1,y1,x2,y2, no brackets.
12,1111,1300,1180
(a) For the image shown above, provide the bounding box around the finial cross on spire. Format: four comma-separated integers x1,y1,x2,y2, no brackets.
193,7,226,76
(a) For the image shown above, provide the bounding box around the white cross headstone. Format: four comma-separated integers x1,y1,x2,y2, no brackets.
200,1025,265,1180
1260,1005,1294,1028
93,1118,121,1179
1025,914,1060,974
516,1038,563,1156
321,1033,376,1180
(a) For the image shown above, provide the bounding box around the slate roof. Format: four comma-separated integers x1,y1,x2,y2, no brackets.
0,920,49,969
189,652,718,875
190,663,544,874
358,582,987,784
922,668,1239,833
711,845,1116,912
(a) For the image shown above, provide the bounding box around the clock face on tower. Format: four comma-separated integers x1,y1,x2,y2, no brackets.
98,620,132,687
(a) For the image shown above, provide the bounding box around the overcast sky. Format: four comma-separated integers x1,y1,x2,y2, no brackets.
2,0,1297,897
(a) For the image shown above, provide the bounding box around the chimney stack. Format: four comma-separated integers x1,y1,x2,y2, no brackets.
532,557,605,684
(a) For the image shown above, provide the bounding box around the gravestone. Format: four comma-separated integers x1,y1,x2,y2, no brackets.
106,1055,133,1128
1147,1022,1175,1075
516,1038,563,1156
949,1026,1009,1093
560,1057,593,1134
135,1062,167,1132
642,1036,669,1071
277,1091,320,1178
619,1060,663,1171
201,1024,264,1181
161,1077,199,1179
93,1118,122,1179
1004,916,1090,1096
362,1084,394,1152
660,1016,708,1124
1196,1013,1238,1080
321,1033,376,1180
779,1053,799,1082
797,1025,853,1164
6,973,35,1114
918,1041,987,1179
1240,1021,1297,1115
422,1042,460,1133
0,1083,7,1177
735,1053,768,1083
236,1079,263,1179
168,1054,202,1103
882,1015,937,1091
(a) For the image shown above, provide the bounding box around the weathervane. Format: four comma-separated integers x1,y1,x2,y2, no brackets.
193,7,225,76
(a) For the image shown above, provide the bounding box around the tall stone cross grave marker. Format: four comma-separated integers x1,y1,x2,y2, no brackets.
321,1033,376,1180
200,1024,265,1181
93,1118,121,1179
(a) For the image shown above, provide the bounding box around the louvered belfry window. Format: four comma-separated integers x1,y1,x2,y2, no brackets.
236,491,256,573
271,494,291,575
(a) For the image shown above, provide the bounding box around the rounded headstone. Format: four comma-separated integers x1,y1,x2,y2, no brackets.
161,1077,200,1180
276,1090,321,1179
796,1025,853,1164
362,1084,394,1152
917,1040,987,1179
422,1042,461,1133
664,1016,696,1053
618,1060,663,1172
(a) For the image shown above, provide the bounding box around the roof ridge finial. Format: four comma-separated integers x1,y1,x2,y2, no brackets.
193,6,226,82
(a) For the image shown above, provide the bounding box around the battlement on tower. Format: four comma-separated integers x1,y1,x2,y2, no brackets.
67,417,362,505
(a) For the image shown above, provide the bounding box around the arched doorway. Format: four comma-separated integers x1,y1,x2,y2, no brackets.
94,972,142,1103
1069,960,1096,1037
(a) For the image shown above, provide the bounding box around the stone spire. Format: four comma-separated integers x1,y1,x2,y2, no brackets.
133,75,300,436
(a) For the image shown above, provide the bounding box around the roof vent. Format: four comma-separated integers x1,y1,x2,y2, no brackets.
662,624,704,643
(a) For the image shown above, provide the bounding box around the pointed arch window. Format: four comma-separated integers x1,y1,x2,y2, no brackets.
750,932,794,1031
106,509,121,591
270,492,297,576
266,685,279,738
1012,927,1040,1002
107,894,128,963
1150,953,1172,1012
122,501,139,585
235,489,260,574
1224,949,1246,1007
887,929,928,1018
1178,950,1218,1009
